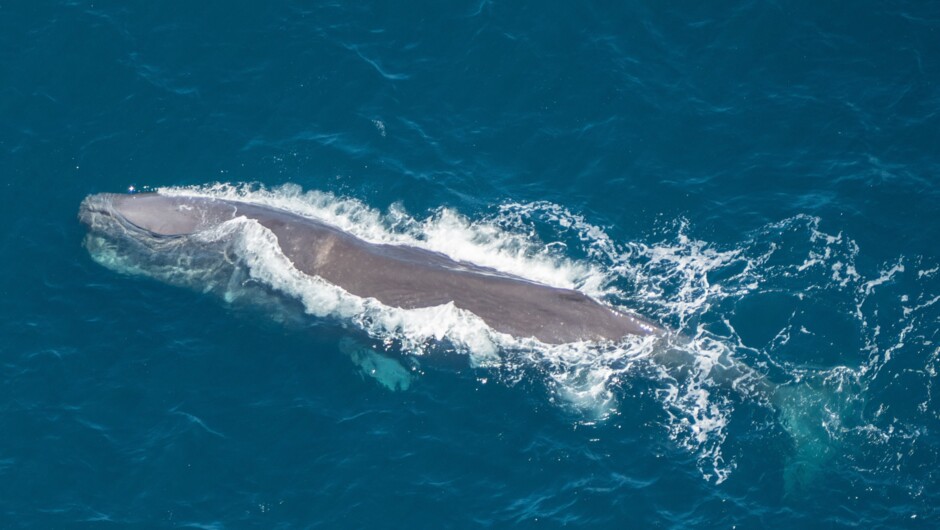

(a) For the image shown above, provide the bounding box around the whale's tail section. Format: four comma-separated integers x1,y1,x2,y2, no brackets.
771,375,863,495
652,338,863,494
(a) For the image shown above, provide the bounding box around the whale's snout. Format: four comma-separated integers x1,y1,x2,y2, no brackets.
78,193,121,229
79,192,238,236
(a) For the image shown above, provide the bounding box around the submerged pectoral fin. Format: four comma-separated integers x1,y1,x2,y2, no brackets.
338,337,415,391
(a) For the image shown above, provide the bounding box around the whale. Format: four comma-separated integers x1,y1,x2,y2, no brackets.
78,192,663,344
78,191,851,492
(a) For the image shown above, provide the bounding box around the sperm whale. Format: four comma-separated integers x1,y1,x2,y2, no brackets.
78,192,663,344
78,191,850,493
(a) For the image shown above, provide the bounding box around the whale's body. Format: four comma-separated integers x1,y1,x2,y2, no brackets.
79,193,662,344
79,192,845,492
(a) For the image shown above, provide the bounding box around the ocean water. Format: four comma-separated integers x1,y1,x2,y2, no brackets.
2,1,938,527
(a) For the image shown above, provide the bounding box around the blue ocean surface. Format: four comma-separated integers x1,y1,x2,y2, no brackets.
1,1,938,527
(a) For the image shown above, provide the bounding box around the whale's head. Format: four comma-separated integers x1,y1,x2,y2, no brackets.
79,192,249,284
79,193,238,237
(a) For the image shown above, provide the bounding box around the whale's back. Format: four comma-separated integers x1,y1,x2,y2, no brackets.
236,202,662,343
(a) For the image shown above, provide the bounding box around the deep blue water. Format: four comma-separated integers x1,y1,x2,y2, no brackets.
2,1,939,527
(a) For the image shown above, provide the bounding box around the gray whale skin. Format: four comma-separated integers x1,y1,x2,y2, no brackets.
79,193,663,344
